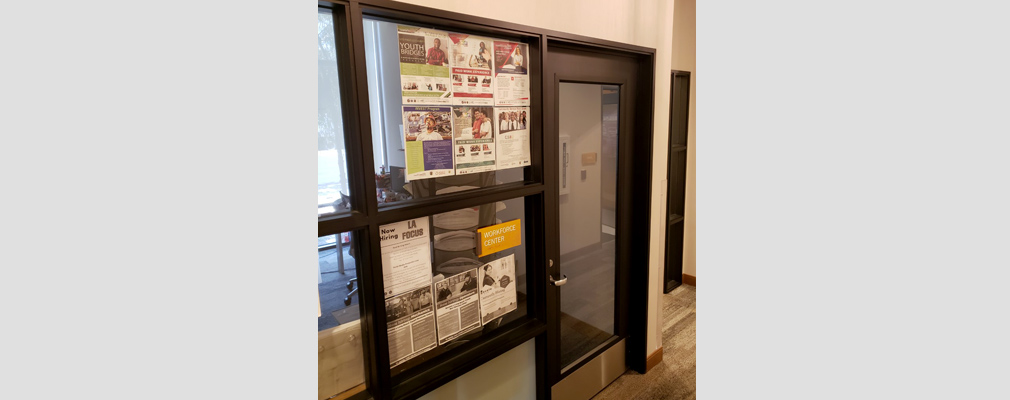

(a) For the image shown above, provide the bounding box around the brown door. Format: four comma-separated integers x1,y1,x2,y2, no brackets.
544,39,654,400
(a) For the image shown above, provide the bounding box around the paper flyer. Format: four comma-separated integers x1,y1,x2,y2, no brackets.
402,106,455,180
492,40,530,106
448,33,495,106
451,106,496,175
385,285,437,368
379,217,434,299
494,107,531,169
433,268,481,345
398,25,452,105
478,254,518,325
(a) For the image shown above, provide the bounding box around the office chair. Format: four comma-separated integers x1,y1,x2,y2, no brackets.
344,278,357,306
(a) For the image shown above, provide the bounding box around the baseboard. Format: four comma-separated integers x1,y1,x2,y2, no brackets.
645,347,663,373
682,273,695,286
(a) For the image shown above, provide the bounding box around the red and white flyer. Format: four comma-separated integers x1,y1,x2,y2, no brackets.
492,40,530,106
449,33,495,106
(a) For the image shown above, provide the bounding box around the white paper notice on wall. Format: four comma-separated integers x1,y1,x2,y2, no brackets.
451,106,496,175
386,285,437,368
478,254,517,325
433,268,481,345
380,217,434,299
397,25,452,105
449,33,495,106
494,106,531,170
492,40,530,106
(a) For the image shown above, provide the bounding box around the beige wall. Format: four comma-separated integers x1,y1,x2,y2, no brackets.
386,0,678,398
672,0,696,278
557,83,603,255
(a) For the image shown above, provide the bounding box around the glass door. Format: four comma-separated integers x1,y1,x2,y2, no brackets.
546,40,653,400
549,83,627,400
557,83,621,369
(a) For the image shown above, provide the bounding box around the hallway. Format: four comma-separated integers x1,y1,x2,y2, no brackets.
592,284,696,399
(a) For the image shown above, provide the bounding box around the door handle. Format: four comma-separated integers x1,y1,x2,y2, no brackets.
551,274,568,287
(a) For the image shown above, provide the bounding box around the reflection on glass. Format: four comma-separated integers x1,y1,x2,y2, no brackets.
319,11,352,217
389,195,529,376
318,231,368,400
362,18,526,207
558,83,620,369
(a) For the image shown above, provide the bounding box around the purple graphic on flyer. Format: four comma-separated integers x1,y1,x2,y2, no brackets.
423,140,453,170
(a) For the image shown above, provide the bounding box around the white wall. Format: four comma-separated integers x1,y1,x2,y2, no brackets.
390,0,676,398
672,0,696,279
557,83,602,255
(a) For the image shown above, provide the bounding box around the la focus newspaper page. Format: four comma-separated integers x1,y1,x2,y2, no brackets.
385,285,437,368
433,268,481,345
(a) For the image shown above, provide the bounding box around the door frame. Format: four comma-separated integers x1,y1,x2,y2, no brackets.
664,70,691,293
541,38,655,392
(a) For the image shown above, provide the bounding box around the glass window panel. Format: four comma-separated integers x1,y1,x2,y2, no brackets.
386,195,530,376
319,10,353,218
558,83,620,369
318,230,369,400
362,18,529,207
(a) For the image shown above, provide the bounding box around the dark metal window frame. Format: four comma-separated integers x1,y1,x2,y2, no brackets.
663,70,690,294
318,1,656,399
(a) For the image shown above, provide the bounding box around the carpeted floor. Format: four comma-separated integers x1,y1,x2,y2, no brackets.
318,243,361,331
591,284,696,400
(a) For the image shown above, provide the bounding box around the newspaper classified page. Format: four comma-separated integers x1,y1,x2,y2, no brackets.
385,286,437,368
433,268,481,345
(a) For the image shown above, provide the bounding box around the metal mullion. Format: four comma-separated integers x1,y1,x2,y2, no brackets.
345,1,391,398
360,12,527,44
358,0,540,40
526,35,544,186
355,0,655,57
374,183,544,225
544,33,653,57
532,32,550,400
627,53,657,374
614,78,634,344
318,0,348,7
318,212,369,238
344,3,379,218
542,41,561,387
321,3,368,222
351,221,389,400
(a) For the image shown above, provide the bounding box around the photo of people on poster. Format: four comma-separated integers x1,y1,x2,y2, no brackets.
494,43,527,75
426,37,447,66
405,110,452,141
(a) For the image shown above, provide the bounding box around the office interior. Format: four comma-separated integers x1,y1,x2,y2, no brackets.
318,0,695,399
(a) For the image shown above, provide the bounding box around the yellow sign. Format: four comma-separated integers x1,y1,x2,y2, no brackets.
477,219,521,257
